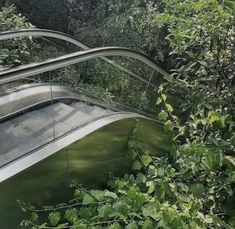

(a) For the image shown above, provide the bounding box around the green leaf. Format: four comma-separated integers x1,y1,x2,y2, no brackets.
90,190,105,201
142,204,160,221
146,181,155,194
82,194,94,205
48,212,60,226
64,208,78,224
142,155,152,167
104,190,118,199
161,93,167,101
98,203,113,220
202,151,222,170
164,120,174,132
108,223,122,229
140,219,154,229
207,111,227,128
31,212,38,223
158,110,168,121
132,160,142,171
136,173,146,184
79,207,93,219
113,201,129,217
156,97,162,105
190,183,205,198
163,209,176,225
166,103,174,113
125,222,138,229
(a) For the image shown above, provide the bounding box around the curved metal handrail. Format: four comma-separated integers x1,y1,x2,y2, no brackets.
0,47,170,85
0,29,156,86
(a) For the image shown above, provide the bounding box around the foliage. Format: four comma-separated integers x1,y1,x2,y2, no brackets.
154,0,235,112
0,5,38,69
1,1,234,228
19,118,234,228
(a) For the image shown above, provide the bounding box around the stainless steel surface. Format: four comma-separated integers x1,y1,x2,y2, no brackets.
0,84,148,181
0,112,141,182
0,84,79,119
0,47,170,85
0,29,154,86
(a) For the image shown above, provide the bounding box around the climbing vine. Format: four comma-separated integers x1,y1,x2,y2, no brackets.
19,116,234,228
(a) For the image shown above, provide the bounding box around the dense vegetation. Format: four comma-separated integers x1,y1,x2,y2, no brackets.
0,0,234,228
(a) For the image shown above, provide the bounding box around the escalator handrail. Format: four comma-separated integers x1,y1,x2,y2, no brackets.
0,29,158,86
0,46,171,85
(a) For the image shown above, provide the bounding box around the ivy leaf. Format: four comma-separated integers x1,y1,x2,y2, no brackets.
48,212,60,226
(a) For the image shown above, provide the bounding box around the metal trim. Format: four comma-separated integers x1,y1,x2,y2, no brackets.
0,29,156,86
0,47,170,85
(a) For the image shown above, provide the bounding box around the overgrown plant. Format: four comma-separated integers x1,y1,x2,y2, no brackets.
19,118,234,228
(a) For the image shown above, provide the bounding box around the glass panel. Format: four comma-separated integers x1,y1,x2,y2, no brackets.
0,75,55,167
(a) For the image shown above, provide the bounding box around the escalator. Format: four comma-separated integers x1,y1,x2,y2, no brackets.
0,29,172,228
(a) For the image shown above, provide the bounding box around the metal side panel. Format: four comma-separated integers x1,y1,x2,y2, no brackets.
0,84,83,119
0,117,172,229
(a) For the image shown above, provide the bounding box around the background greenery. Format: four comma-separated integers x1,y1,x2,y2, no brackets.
0,0,234,228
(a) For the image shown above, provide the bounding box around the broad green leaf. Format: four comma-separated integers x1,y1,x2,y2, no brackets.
113,201,129,217
90,190,105,201
140,219,154,229
163,209,176,225
98,204,113,220
158,110,168,121
104,190,118,199
82,194,94,205
48,212,60,226
125,222,138,229
190,183,205,198
142,155,152,167
64,208,78,224
142,204,160,221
